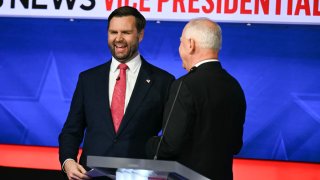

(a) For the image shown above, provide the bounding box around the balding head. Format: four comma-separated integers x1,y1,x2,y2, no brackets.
179,18,222,71
184,18,222,52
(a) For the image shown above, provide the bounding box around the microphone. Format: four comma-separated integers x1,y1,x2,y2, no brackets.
154,80,183,160
116,76,120,81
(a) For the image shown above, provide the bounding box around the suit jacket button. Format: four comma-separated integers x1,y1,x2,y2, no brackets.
113,138,117,143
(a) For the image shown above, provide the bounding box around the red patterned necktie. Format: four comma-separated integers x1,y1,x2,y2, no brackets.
111,63,128,133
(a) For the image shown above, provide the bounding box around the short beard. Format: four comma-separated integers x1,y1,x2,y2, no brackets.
108,41,139,63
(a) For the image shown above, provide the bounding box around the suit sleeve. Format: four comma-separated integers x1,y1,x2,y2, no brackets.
147,79,195,159
58,73,86,166
232,85,246,154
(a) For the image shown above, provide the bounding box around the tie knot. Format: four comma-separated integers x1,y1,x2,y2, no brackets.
118,63,128,70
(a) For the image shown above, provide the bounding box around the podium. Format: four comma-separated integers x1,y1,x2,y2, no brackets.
87,156,210,180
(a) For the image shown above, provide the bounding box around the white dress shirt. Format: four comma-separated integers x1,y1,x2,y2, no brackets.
109,54,142,113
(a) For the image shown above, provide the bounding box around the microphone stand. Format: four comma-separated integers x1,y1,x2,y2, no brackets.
154,80,183,160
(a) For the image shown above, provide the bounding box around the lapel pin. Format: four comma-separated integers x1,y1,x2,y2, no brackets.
146,79,151,83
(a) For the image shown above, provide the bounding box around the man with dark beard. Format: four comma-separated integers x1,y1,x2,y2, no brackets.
58,6,175,180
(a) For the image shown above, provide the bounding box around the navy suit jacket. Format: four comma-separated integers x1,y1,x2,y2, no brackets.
59,57,175,168
147,62,246,180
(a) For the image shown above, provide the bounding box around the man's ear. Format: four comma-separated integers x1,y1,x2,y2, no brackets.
188,38,196,54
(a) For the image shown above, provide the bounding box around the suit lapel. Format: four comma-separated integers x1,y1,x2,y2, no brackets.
97,61,115,135
117,58,153,135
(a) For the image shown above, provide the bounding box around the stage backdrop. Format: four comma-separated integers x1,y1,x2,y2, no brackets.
1,2,320,163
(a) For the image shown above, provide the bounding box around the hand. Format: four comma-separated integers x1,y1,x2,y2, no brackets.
64,160,91,180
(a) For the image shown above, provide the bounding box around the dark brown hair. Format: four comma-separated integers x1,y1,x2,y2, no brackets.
107,6,146,33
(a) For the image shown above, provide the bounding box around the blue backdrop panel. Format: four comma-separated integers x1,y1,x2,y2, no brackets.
0,17,319,163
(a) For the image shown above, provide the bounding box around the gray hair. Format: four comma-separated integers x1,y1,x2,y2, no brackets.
184,18,222,51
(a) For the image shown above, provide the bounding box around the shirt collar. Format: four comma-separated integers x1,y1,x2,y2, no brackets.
194,59,219,67
110,54,142,73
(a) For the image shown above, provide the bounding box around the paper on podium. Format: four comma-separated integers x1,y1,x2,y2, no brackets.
86,168,116,179
116,168,168,180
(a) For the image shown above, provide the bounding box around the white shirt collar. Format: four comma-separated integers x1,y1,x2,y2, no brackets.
194,59,219,67
110,54,142,73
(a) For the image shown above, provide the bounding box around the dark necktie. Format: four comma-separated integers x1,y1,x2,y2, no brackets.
111,63,128,133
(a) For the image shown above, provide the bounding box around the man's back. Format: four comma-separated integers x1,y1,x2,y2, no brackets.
162,62,246,179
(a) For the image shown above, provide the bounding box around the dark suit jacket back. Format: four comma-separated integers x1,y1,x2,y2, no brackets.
147,62,246,180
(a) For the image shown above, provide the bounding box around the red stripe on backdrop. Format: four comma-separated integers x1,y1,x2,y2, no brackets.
0,144,319,179
233,158,320,180
0,144,82,170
